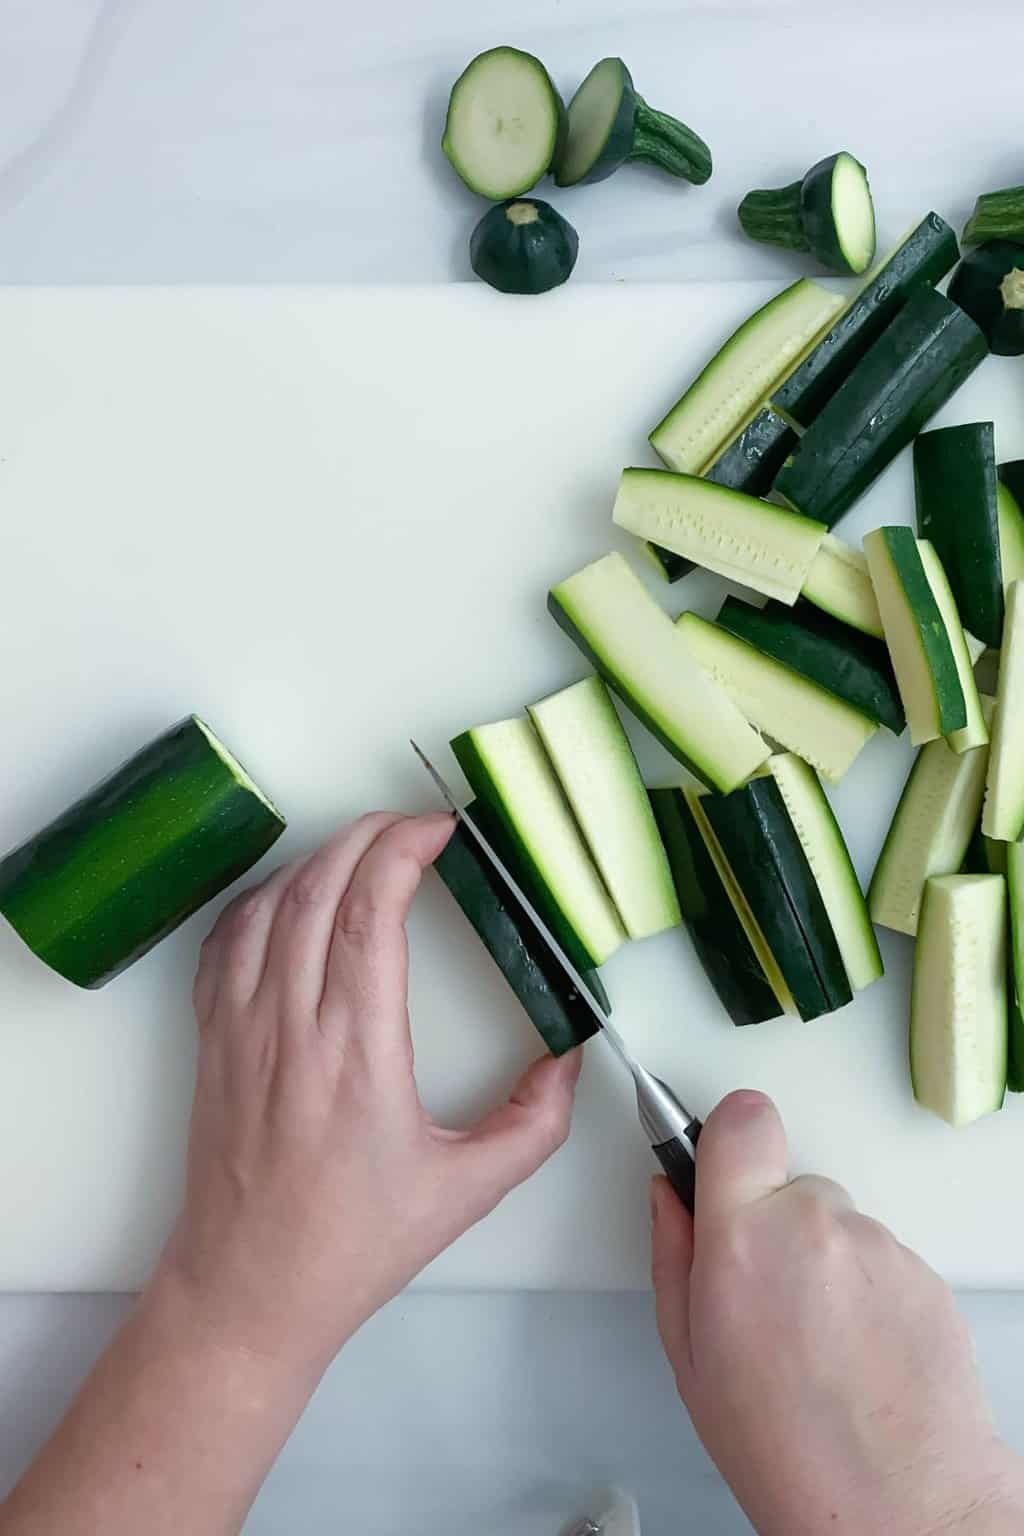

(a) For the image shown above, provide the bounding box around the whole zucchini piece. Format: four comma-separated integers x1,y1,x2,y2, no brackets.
739,152,876,275
442,47,566,199
554,58,711,188
648,786,782,1026
0,716,285,989
470,199,578,296
948,240,1024,357
433,810,602,1057
775,288,988,529
914,423,1003,648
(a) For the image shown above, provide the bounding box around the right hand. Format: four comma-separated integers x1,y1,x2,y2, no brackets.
651,1091,1024,1536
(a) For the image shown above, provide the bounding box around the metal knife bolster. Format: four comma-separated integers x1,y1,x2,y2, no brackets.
633,1067,701,1151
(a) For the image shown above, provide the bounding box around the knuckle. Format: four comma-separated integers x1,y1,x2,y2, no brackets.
286,867,328,911
335,892,384,947
230,891,270,933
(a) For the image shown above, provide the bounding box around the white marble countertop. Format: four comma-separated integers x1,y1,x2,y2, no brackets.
2,0,1023,1528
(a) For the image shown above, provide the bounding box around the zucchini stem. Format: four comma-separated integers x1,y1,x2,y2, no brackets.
963,185,1024,246
1002,266,1024,313
630,99,712,185
737,182,809,253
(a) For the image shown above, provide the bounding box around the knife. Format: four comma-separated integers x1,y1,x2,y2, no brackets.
411,741,702,1213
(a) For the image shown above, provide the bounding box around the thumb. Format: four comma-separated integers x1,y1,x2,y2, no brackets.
454,1048,583,1212
651,1175,695,1382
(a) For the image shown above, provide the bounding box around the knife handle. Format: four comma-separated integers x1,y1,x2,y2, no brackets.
653,1119,701,1215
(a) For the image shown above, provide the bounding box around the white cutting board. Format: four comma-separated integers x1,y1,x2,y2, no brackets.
1,283,1024,1294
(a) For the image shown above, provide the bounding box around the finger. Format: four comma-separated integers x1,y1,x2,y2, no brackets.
320,813,454,1040
260,812,407,1014
695,1090,788,1233
449,1049,582,1210
786,1173,855,1213
192,863,295,1023
651,1175,695,1381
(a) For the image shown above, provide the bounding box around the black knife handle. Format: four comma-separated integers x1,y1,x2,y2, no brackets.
653,1122,700,1214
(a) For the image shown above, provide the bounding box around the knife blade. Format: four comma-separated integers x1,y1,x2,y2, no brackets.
411,740,701,1210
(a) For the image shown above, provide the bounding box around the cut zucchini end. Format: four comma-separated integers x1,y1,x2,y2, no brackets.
553,56,627,187
830,153,876,275
442,46,564,200
192,716,286,825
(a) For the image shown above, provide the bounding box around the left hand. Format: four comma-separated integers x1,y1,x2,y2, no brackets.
159,811,582,1386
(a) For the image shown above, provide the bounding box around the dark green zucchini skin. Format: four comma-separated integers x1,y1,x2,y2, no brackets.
914,422,1003,647
773,213,959,427
451,729,607,975
774,288,988,529
647,406,796,582
1009,993,1024,1094
701,778,852,1022
715,596,905,734
470,199,579,296
948,241,1024,357
434,811,602,1056
0,717,286,989
648,788,781,1026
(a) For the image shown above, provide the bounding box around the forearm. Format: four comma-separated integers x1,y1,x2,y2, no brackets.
0,1267,321,1536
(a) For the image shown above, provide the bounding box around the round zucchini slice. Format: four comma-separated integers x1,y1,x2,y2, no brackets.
441,46,566,200
470,198,579,295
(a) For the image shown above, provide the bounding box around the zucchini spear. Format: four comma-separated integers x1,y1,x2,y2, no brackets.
738,152,876,275
554,58,711,188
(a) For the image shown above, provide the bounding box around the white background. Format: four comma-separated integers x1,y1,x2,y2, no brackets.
1,1,1024,1531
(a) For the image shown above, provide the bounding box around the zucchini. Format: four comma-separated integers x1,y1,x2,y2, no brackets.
917,540,989,754
450,717,625,973
911,874,1007,1127
715,595,904,735
649,278,844,476
869,699,993,936
554,57,711,188
646,406,797,583
1005,841,1024,1091
771,213,959,427
613,469,826,605
997,463,1024,589
548,553,770,792
775,288,988,529
677,612,877,783
963,187,1024,247
527,676,680,940
914,423,1002,648
738,152,876,276
701,776,853,1022
948,241,1024,357
434,812,602,1057
963,820,1007,879
684,788,796,1017
800,533,884,640
442,47,565,200
863,527,966,745
470,199,578,295
648,787,782,1026
0,716,285,990
765,754,882,991
982,579,1024,841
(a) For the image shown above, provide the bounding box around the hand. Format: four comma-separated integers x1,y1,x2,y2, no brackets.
159,811,581,1386
651,1091,1024,1536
